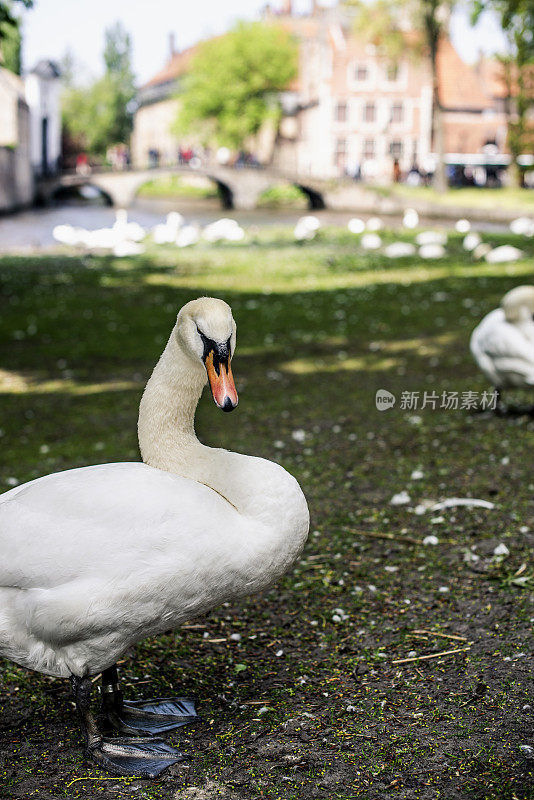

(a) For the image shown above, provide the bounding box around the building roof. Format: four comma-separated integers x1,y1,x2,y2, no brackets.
437,39,493,110
29,59,61,79
140,16,501,114
141,46,196,89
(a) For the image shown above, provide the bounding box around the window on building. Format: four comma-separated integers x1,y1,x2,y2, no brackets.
335,138,348,157
363,139,375,159
335,102,347,122
391,102,404,123
335,138,348,168
363,102,376,123
354,63,369,82
389,140,403,158
386,61,399,82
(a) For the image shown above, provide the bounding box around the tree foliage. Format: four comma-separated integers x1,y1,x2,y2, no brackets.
472,0,534,184
0,0,33,74
61,21,136,157
344,0,413,60
176,22,298,149
345,0,453,191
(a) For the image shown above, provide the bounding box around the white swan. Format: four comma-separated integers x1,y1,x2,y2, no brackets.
470,285,534,411
0,297,309,776
152,212,184,244
347,218,365,234
402,208,419,229
203,218,245,243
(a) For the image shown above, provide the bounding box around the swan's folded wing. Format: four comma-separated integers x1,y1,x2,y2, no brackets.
472,317,534,384
0,461,230,590
483,324,534,383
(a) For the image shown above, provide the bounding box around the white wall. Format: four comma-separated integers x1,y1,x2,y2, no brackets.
25,71,61,174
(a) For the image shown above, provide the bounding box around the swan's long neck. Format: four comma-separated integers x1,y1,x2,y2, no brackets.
138,330,206,470
138,328,309,582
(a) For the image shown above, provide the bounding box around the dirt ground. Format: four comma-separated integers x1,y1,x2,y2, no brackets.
0,232,533,799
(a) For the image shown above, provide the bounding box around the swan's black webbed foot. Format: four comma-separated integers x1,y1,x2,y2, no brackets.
87,736,185,778
101,665,197,736
71,673,185,778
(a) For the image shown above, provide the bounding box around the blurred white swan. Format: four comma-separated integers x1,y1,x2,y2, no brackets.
402,209,419,229
153,212,184,244
203,218,245,243
176,224,200,248
347,218,365,234
470,285,534,409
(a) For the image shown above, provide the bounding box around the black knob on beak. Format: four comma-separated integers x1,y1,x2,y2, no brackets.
221,397,235,412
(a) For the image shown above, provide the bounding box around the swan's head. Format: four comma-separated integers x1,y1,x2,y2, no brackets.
501,285,534,323
175,297,238,412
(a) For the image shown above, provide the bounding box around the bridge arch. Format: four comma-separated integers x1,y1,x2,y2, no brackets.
37,166,330,211
36,180,114,208
205,176,234,209
294,183,326,210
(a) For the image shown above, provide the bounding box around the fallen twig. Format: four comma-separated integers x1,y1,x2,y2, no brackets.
66,776,141,787
411,629,468,642
392,646,472,665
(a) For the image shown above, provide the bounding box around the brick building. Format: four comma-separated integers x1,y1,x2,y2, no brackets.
132,2,509,182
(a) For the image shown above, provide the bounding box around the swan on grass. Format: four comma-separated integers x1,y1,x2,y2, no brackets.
152,212,184,244
347,217,365,234
203,218,245,243
0,298,309,777
470,285,534,413
402,208,419,229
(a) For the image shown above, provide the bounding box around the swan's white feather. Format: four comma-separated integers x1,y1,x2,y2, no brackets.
0,459,307,678
0,298,309,680
470,308,534,387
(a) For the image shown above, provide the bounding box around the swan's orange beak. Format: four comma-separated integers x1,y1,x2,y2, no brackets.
204,350,238,412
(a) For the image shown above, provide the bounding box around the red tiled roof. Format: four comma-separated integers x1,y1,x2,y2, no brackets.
478,58,509,98
437,38,492,110
141,46,196,89
141,21,502,117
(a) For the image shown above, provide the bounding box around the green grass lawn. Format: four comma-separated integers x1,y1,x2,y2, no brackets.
386,184,534,212
0,228,533,800
137,174,218,200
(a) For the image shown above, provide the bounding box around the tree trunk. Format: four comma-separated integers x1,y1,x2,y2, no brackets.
431,52,447,193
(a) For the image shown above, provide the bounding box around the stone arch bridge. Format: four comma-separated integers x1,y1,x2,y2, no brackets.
37,165,345,211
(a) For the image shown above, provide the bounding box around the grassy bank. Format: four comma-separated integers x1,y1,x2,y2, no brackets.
137,174,218,200
0,228,533,800
387,185,534,213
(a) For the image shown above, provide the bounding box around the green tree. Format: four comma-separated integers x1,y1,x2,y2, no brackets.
345,0,453,192
61,21,136,158
102,21,136,145
0,0,33,74
176,22,298,149
472,0,534,185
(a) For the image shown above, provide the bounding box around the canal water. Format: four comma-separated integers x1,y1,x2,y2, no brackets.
0,196,509,253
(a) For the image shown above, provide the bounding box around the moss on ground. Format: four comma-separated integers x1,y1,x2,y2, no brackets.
0,227,533,799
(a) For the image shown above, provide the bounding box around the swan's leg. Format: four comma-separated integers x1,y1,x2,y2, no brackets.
101,665,197,737
71,674,185,778
494,388,506,416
